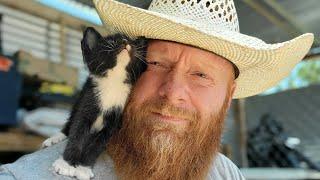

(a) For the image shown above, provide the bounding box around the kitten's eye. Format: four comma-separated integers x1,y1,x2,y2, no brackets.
123,39,128,43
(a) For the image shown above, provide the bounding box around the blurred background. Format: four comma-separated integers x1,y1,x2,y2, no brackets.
0,0,319,179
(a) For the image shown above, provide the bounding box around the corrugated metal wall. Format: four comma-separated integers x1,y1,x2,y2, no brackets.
0,4,88,88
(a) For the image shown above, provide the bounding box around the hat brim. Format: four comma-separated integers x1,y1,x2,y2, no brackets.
94,0,314,99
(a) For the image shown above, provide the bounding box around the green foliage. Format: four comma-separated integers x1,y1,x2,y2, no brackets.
262,58,320,95
296,60,320,84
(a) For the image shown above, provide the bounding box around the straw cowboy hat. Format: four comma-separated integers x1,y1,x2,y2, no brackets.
93,0,314,99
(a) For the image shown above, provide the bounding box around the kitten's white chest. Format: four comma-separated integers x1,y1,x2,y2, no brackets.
96,77,131,110
94,50,131,111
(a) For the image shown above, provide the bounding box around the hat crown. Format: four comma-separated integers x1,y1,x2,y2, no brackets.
148,0,239,32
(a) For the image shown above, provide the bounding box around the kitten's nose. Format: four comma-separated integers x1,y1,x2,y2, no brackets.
125,44,131,52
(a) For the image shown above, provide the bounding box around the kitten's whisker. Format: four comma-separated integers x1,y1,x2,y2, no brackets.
134,51,146,58
135,51,147,59
130,66,137,82
101,39,115,49
134,54,146,61
102,40,115,49
134,45,147,50
99,49,114,53
101,42,115,50
86,56,100,67
133,47,147,52
109,40,116,47
101,44,114,49
110,41,116,47
134,55,148,65
135,51,148,54
95,62,105,73
99,41,112,47
135,50,146,55
134,48,148,52
87,60,96,67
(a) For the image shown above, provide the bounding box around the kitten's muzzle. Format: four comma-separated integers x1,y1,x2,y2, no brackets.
119,39,131,52
125,44,131,52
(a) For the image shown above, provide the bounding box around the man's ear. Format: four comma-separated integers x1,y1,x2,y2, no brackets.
81,27,103,51
226,81,237,109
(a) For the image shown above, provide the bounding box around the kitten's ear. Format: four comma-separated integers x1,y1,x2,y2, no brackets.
82,27,102,50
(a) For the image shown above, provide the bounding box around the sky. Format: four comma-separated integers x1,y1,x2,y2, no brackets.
36,0,102,25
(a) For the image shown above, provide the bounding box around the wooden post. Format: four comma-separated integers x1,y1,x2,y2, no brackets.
234,98,249,167
59,18,66,65
45,22,50,60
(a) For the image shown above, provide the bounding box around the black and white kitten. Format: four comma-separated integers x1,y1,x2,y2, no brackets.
42,27,147,179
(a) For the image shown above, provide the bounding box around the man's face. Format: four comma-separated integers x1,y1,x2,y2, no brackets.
133,39,236,128
108,40,236,180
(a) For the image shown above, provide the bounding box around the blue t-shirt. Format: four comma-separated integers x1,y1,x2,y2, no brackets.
0,140,245,179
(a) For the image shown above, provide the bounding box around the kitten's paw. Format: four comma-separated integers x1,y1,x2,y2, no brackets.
53,157,94,180
42,132,67,148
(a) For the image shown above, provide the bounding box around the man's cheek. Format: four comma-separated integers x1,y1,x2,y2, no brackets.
131,82,149,105
133,77,159,103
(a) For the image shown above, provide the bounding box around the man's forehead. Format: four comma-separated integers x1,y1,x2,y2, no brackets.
148,39,197,52
147,40,231,65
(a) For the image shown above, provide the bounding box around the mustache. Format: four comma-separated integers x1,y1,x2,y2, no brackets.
138,98,200,123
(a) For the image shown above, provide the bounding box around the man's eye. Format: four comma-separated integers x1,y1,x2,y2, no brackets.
148,61,168,69
193,72,208,79
148,61,161,66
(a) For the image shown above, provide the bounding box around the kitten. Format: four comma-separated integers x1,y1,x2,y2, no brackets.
42,27,147,179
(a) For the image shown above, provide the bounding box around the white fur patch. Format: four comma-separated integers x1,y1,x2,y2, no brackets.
42,132,67,148
90,114,104,133
94,49,131,111
53,157,94,180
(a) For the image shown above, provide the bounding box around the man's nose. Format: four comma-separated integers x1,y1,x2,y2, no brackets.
158,69,188,104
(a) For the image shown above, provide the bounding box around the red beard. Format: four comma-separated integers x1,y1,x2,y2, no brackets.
107,95,230,180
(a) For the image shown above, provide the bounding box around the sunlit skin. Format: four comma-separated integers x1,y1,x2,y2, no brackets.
131,39,237,129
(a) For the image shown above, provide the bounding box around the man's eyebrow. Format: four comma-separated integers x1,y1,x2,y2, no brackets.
147,51,168,60
192,56,217,68
193,61,217,74
148,48,167,54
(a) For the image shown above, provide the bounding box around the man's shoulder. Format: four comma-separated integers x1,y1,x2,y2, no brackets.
1,144,244,180
0,141,69,180
207,153,245,180
0,141,116,180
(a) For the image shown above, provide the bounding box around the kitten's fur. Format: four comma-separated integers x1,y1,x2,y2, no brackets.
43,27,147,179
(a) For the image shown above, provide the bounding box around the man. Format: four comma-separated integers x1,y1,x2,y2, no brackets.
0,0,314,179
